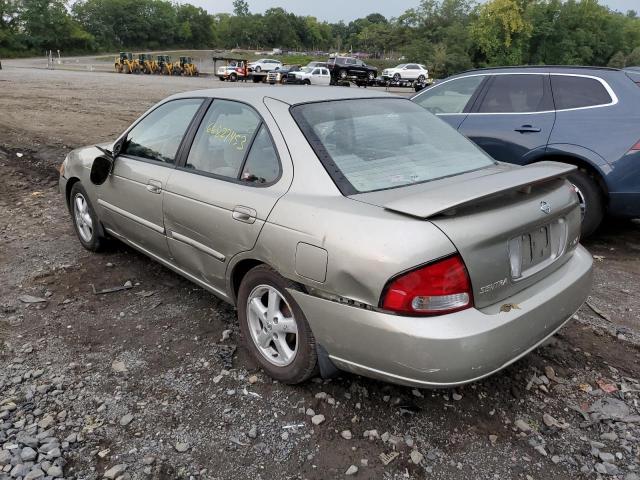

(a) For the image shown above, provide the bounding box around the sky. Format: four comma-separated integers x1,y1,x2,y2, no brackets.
186,0,638,22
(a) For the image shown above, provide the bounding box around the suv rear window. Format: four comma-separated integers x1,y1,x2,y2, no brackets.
291,98,494,194
551,75,613,110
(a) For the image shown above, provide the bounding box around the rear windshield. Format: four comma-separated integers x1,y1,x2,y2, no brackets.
291,98,494,194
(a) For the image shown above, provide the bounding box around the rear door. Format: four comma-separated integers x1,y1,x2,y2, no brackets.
163,99,288,292
412,75,487,129
97,98,204,258
459,73,555,164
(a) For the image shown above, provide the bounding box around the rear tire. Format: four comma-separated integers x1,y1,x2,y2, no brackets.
568,169,604,238
69,183,105,252
237,265,318,384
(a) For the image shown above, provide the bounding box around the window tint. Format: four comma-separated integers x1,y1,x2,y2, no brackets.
122,99,202,164
414,75,484,114
186,100,260,179
312,68,320,75
346,58,356,65
478,75,548,113
407,64,419,70
241,126,280,184
551,75,612,110
292,99,493,194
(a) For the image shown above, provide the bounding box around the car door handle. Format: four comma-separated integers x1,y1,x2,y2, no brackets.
146,180,162,194
232,206,257,224
514,125,542,133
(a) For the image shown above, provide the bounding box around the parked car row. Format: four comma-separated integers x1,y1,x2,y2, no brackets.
411,66,640,236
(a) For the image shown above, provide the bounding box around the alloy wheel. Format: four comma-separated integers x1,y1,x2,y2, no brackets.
73,193,93,242
571,182,587,221
246,285,299,367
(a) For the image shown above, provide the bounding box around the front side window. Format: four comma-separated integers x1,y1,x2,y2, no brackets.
413,75,485,114
122,99,203,164
551,75,613,110
186,100,260,178
478,74,549,113
292,98,494,194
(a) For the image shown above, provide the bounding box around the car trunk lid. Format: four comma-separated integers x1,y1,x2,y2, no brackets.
352,162,582,308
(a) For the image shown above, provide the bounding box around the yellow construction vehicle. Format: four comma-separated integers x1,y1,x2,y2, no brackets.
138,53,158,74
179,56,199,76
114,52,138,74
157,55,181,75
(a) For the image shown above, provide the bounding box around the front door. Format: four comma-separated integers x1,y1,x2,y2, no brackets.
96,98,203,257
412,74,487,129
163,99,287,292
458,73,555,165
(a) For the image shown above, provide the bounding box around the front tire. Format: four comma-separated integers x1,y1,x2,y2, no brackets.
393,73,401,82
237,265,318,384
568,169,604,237
69,183,105,252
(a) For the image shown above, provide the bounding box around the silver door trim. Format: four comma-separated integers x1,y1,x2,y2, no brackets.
416,72,618,116
170,230,226,262
97,199,165,234
104,227,231,302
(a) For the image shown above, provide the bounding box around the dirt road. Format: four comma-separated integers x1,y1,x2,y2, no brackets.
1,65,640,480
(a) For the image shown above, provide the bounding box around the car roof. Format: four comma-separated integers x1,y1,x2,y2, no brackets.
454,65,621,75
169,86,395,106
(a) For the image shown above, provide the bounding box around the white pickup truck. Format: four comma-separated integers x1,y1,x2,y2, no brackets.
291,66,331,85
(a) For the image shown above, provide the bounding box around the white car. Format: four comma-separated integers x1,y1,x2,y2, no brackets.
248,58,282,73
293,67,331,85
382,63,429,82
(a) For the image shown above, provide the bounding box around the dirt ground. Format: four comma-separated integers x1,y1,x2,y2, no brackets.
1,64,640,480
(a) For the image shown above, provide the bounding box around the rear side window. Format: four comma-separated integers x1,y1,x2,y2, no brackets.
413,75,484,114
551,75,613,110
186,100,260,179
122,99,203,164
478,74,549,113
241,126,280,184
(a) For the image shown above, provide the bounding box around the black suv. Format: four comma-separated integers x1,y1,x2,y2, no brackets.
328,56,377,83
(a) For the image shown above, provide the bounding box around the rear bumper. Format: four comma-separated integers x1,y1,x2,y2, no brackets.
290,245,593,388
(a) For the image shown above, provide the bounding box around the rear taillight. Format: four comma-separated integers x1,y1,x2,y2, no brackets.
628,139,640,153
380,255,473,316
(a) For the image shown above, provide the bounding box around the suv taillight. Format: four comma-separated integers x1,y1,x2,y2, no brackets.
380,255,473,316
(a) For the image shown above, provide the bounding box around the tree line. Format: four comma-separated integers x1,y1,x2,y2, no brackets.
1,0,639,77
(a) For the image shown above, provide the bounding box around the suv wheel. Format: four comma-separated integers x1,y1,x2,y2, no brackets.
255,66,261,73
237,265,318,384
339,69,347,80
567,169,604,237
417,74,426,82
393,73,401,82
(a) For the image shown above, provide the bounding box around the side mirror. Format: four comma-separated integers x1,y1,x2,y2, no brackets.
90,155,114,185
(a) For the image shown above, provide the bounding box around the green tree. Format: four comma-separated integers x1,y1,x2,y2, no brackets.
470,0,532,65
20,0,94,52
176,4,214,48
233,0,249,17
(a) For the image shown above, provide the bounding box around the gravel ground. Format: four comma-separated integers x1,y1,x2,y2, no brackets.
1,65,640,480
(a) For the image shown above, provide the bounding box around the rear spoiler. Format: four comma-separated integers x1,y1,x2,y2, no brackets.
383,161,576,219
